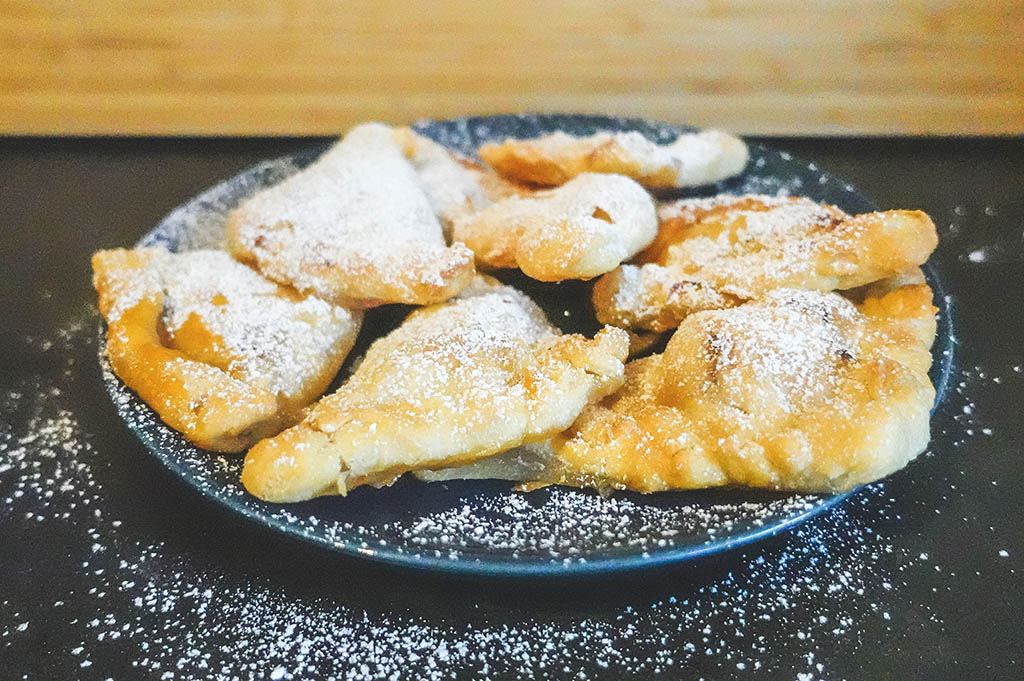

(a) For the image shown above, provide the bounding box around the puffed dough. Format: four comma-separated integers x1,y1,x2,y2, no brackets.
479,129,749,188
547,284,937,493
241,276,630,502
593,195,939,332
93,248,362,452
452,173,658,281
227,123,475,309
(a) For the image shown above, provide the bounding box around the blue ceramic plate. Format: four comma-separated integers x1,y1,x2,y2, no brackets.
99,114,954,576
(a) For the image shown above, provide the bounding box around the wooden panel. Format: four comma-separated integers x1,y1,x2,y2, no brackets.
1,0,1022,136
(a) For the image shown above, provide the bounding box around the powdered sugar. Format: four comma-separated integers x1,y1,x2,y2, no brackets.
0,315,989,680
656,195,845,266
485,128,748,188
228,123,474,305
160,251,357,399
616,129,750,186
692,289,860,410
4,115,998,679
99,249,359,400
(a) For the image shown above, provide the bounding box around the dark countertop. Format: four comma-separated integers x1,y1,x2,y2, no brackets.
1,136,1021,680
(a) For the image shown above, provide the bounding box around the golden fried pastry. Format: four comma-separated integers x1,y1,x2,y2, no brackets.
451,173,658,281
593,195,939,332
542,284,937,493
227,123,475,309
241,276,629,502
479,129,749,188
93,248,361,452
394,127,530,240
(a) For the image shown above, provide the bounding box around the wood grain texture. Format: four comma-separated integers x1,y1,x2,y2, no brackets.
2,0,1022,136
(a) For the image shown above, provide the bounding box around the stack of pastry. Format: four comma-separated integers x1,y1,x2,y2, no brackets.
93,122,939,503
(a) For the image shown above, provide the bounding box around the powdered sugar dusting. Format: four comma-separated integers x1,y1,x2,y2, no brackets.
386,488,819,558
4,114,1002,679
656,193,799,221
99,316,835,565
101,249,358,400
228,123,474,304
1,312,992,679
658,195,843,244
656,195,846,272
694,289,860,412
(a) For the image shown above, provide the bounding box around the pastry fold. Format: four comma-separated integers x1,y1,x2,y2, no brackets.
547,283,937,493
593,195,939,332
228,123,475,309
93,248,361,452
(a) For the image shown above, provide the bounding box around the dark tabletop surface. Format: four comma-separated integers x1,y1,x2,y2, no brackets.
0,136,1021,681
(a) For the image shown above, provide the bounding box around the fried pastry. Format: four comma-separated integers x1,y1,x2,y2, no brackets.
394,126,530,240
543,284,937,494
478,129,749,188
593,195,939,332
451,173,658,281
93,248,362,452
227,123,475,309
241,276,629,502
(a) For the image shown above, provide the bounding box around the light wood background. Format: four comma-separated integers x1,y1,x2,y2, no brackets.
2,0,1022,136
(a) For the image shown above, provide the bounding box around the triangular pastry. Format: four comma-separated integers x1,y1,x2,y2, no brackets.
227,123,475,309
241,276,629,502
93,248,362,452
593,194,938,332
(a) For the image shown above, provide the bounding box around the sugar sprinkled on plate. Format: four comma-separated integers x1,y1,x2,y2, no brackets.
2,293,1001,679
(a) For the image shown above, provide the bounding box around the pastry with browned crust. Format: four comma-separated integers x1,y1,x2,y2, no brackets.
545,283,937,493
227,123,475,309
452,173,658,281
479,129,748,188
593,195,939,332
93,248,362,452
241,276,629,502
